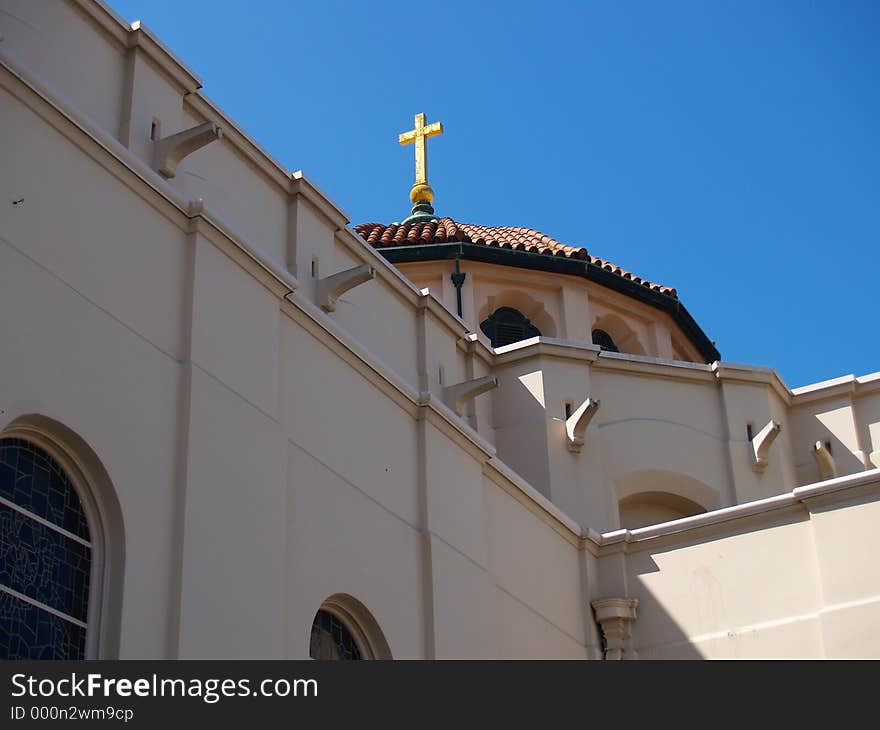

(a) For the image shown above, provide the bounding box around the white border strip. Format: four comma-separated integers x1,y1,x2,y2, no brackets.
0,495,92,548
598,468,880,545
0,584,88,629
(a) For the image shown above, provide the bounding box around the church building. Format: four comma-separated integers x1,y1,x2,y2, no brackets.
2,0,879,660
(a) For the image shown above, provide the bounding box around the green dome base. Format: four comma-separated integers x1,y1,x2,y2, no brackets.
402,202,439,225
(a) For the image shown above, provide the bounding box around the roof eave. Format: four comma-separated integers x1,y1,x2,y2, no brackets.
377,242,720,363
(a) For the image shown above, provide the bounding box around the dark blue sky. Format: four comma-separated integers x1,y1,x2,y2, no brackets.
109,0,878,388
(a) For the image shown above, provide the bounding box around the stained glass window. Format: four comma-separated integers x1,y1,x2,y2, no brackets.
309,609,362,660
0,438,91,659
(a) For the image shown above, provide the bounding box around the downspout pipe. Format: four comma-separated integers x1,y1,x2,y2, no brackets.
451,249,466,318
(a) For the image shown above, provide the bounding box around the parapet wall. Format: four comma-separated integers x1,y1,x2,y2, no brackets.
592,469,880,658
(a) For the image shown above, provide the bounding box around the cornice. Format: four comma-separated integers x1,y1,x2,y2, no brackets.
378,242,721,363
0,47,188,229
791,371,880,405
711,361,792,405
279,296,420,418
1,42,517,507
185,201,295,300
332,226,475,345
482,457,589,549
492,337,601,367
595,349,716,383
70,0,129,47
332,226,426,311
418,393,496,461
290,171,349,228
182,92,291,190
417,290,473,344
127,22,201,93
592,468,880,555
73,2,350,202
72,1,201,92
12,9,880,569
489,337,721,389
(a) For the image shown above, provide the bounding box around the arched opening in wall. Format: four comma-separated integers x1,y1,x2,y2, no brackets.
477,290,557,347
1,415,124,659
671,336,696,364
480,307,541,348
309,594,391,660
614,468,718,530
618,492,707,530
591,328,619,352
591,313,646,356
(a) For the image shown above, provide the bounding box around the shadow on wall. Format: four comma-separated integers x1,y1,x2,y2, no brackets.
491,383,714,658
626,507,817,659
490,366,554,499
794,419,870,487
478,289,557,341
618,491,707,530
615,469,718,530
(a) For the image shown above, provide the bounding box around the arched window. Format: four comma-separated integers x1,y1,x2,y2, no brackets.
308,594,392,660
0,438,92,659
310,609,362,660
591,328,619,352
480,307,541,348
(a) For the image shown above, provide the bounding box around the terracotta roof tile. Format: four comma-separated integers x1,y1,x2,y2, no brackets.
353,217,677,298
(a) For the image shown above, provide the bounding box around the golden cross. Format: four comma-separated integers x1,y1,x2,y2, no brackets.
399,112,443,186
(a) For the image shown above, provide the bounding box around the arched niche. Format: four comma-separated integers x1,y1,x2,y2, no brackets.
2,414,125,659
615,469,718,529
591,313,646,356
309,593,392,660
480,307,541,348
618,491,708,530
477,289,557,341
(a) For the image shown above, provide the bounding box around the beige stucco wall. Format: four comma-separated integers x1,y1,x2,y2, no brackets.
602,473,880,658
401,259,703,363
2,0,878,660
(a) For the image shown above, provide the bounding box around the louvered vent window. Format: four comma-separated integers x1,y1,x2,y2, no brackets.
480,307,541,348
591,329,619,352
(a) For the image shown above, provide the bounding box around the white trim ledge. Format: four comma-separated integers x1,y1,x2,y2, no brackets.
596,468,880,548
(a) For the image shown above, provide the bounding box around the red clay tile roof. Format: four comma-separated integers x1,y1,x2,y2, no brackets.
353,217,677,298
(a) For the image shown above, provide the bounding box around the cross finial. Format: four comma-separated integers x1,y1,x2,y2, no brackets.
399,112,443,216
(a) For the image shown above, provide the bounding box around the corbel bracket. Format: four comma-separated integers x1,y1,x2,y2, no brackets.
565,398,600,453
443,375,498,416
316,264,375,312
751,420,782,473
812,441,837,480
153,122,222,178
592,597,639,660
